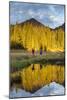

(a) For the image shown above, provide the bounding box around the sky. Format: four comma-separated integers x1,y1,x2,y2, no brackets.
10,2,65,28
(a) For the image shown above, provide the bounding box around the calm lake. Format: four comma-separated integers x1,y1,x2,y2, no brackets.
10,63,65,98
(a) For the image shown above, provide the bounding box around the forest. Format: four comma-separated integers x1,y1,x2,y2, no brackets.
10,18,65,52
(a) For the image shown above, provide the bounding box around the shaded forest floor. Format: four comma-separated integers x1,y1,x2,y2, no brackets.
10,50,65,72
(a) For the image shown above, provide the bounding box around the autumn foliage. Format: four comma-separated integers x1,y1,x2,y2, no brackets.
10,18,65,52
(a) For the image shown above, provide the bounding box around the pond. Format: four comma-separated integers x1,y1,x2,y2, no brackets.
10,64,65,98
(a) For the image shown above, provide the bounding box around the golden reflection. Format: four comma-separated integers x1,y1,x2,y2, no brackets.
10,64,64,92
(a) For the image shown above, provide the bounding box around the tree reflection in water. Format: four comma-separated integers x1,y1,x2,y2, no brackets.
10,64,64,93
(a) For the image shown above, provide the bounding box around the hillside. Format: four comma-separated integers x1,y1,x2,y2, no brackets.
10,18,64,52
54,23,65,30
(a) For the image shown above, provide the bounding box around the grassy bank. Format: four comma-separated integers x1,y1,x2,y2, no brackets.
10,51,65,72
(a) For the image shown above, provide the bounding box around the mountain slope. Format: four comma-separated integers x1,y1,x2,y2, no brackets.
10,18,64,51
54,23,65,30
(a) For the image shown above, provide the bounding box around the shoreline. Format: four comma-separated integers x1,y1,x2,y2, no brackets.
10,51,65,72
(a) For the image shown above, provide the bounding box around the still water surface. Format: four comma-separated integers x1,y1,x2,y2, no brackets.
10,64,64,94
